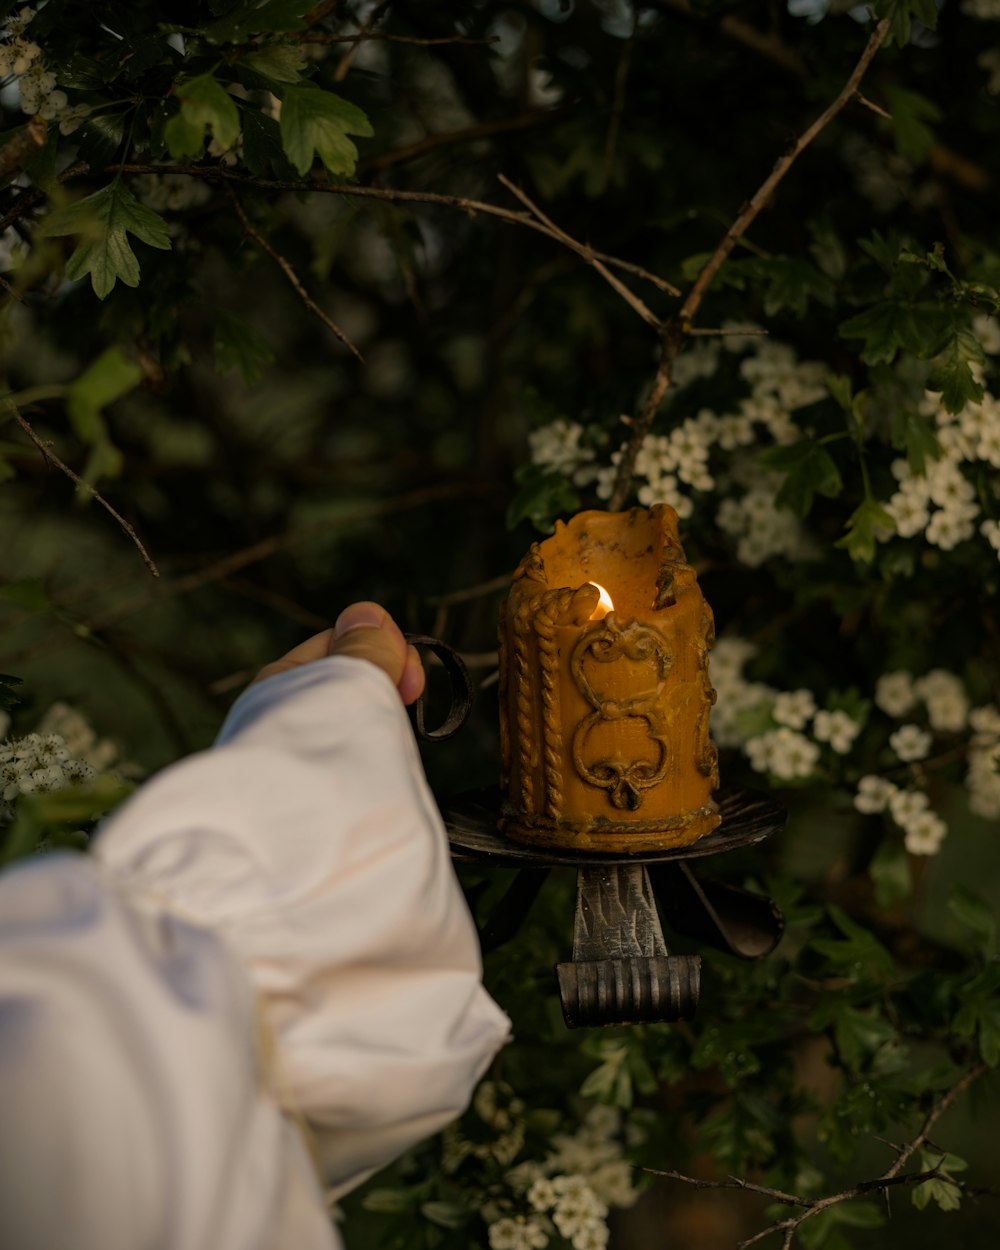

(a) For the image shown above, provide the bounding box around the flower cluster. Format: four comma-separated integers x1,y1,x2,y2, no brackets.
709,637,862,782
0,702,125,827
446,1087,640,1250
0,7,87,131
0,732,97,824
877,319,1000,556
527,332,826,566
708,646,1000,856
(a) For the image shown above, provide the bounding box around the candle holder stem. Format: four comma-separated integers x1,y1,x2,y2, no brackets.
556,863,700,1029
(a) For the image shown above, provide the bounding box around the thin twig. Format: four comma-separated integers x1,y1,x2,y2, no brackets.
678,18,888,325
686,327,768,337
104,163,681,297
428,571,514,605
600,14,636,192
301,32,500,47
607,17,889,510
882,1062,989,1179
498,173,673,322
644,1063,990,1250
0,482,489,668
4,399,159,577
855,91,891,120
333,0,391,82
358,110,563,175
227,188,364,361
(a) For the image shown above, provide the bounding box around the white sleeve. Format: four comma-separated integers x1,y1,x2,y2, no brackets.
93,655,511,1197
0,852,336,1250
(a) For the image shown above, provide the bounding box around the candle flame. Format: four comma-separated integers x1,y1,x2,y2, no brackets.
589,583,614,620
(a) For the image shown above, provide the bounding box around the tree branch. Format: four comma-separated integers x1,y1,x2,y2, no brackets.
357,109,564,175
607,17,889,511
497,173,673,323
227,188,364,361
643,1063,991,1249
677,17,888,326
300,31,499,47
105,163,680,298
4,399,159,577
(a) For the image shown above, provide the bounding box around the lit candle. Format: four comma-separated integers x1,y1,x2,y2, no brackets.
498,506,719,853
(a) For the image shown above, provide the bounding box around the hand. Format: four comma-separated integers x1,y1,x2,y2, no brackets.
251,602,426,705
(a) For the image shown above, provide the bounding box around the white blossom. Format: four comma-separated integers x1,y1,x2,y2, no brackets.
528,419,593,475
889,723,933,762
488,1216,549,1250
745,728,820,779
888,787,930,827
812,709,861,754
772,689,816,730
903,810,948,856
875,671,918,718
854,775,898,814
914,669,969,732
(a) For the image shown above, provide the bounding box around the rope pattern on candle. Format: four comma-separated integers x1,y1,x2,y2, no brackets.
513,596,536,814
497,600,511,789
533,587,576,819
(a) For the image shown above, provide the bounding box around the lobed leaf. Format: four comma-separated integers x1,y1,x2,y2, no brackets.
280,84,374,177
44,182,171,299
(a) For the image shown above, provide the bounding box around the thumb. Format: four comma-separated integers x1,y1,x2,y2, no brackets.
328,603,425,705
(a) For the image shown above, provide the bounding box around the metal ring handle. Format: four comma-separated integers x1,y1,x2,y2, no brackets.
404,633,475,742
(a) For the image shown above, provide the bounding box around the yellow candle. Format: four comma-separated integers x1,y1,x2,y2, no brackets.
499,506,720,853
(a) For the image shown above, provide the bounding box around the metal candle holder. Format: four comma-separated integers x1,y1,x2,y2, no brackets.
406,634,786,1030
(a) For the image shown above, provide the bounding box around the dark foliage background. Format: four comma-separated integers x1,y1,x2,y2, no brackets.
2,2,1000,1247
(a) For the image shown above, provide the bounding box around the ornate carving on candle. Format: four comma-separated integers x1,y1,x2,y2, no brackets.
499,506,720,853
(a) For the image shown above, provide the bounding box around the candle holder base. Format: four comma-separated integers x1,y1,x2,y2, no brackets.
556,955,701,1029
444,786,786,1029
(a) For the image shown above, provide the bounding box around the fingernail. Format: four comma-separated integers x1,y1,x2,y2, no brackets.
333,603,386,637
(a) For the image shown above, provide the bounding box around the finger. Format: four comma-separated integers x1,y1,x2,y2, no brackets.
251,628,336,685
397,644,426,706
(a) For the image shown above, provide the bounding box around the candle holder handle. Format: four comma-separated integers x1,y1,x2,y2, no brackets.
556,863,700,1029
404,633,475,742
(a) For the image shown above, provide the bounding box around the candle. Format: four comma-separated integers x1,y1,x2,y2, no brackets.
498,506,720,853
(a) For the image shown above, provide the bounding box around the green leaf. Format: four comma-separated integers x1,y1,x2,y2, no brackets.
839,302,915,366
890,407,940,475
912,1149,967,1212
869,839,912,907
927,328,986,414
875,0,939,48
206,0,313,42
1,775,131,867
361,1188,417,1214
809,999,897,1068
420,1201,470,1230
758,440,842,518
507,464,581,533
948,885,997,959
241,108,298,178
808,219,847,282
810,905,895,980
836,498,894,564
165,73,241,157
241,43,308,83
884,86,941,164
66,348,142,443
44,183,171,299
953,965,1000,1066
213,312,276,384
0,672,22,715
749,256,835,317
280,84,373,177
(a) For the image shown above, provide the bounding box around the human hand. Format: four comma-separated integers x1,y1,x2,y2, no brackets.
251,602,426,705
